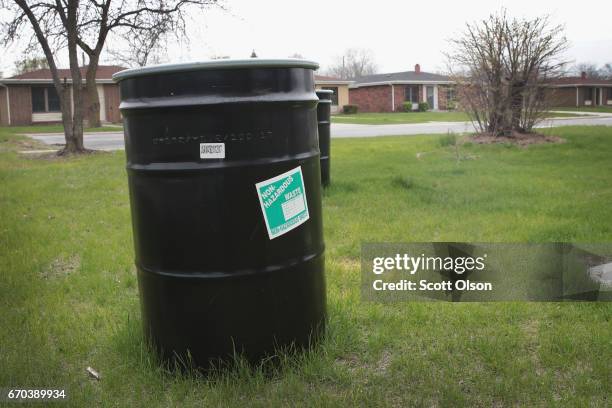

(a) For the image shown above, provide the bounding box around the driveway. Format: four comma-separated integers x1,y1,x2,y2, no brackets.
27,114,612,151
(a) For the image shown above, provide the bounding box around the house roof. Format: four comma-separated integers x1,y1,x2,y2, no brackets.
314,74,353,84
351,70,452,87
548,76,612,87
1,65,126,84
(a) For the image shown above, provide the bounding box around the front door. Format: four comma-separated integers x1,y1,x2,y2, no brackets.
426,86,434,109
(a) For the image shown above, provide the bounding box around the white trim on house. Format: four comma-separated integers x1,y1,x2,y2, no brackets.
417,85,440,110
32,112,62,122
433,85,439,110
422,85,427,105
576,87,579,107
97,85,106,122
350,80,454,88
550,83,612,88
315,80,353,85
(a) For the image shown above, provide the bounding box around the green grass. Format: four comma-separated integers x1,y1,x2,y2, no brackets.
1,125,611,406
552,106,612,113
331,111,582,124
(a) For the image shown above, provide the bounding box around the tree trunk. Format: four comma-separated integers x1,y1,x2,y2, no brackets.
85,55,101,128
61,0,86,154
58,86,78,152
509,81,525,132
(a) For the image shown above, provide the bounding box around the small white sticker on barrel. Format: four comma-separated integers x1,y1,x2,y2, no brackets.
200,143,225,159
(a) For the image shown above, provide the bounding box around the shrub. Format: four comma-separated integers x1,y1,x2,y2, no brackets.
446,100,457,111
438,132,457,147
343,104,358,114
418,102,430,112
391,175,414,190
402,102,414,112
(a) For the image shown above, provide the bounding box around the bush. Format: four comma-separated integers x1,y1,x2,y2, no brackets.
446,100,457,111
418,102,430,112
402,102,414,112
343,104,358,114
391,175,414,190
438,132,457,147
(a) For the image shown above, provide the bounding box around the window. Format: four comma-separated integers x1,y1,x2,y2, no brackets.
47,87,60,111
31,86,61,113
322,87,339,105
404,85,418,103
31,88,46,112
584,87,593,101
446,88,456,102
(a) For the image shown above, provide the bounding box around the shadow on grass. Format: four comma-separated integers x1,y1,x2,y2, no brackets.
109,301,362,386
322,181,360,197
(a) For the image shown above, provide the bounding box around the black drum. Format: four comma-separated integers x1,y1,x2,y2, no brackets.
113,59,327,368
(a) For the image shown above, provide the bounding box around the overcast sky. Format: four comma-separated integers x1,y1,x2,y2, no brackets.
1,0,611,76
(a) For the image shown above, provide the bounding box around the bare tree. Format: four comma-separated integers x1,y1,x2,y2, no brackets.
107,25,170,68
447,10,568,136
75,0,221,127
15,56,49,74
573,63,601,78
325,48,377,80
3,0,86,153
573,62,612,79
602,63,612,79
1,0,221,154
601,62,612,79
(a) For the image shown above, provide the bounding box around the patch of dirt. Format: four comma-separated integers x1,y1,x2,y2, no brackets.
335,353,361,373
25,148,110,161
521,319,544,376
336,257,360,271
469,131,564,146
41,255,81,279
0,137,50,153
335,350,393,376
374,350,392,375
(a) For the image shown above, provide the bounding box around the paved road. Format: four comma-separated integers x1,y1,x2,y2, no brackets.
332,115,612,137
27,115,612,151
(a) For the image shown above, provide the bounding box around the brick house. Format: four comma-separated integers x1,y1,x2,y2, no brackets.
0,65,125,126
546,72,612,108
349,64,455,112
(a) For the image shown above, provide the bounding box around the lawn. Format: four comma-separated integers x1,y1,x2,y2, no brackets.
331,111,582,125
1,125,611,406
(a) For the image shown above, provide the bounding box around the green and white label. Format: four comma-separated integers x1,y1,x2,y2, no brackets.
255,166,310,240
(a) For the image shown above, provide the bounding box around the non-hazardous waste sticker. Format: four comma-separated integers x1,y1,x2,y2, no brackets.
255,166,309,239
